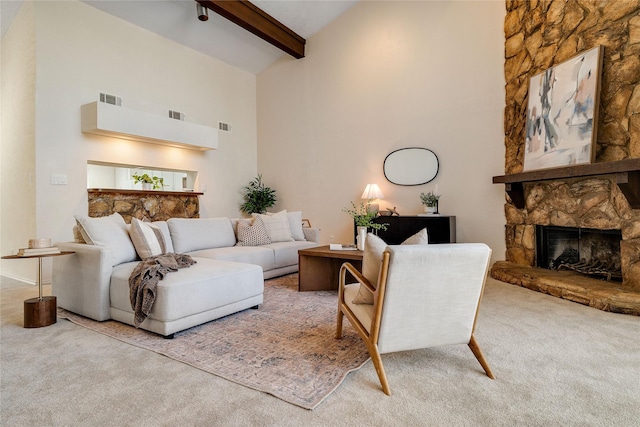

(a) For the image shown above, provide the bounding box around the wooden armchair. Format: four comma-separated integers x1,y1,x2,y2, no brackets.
336,243,495,395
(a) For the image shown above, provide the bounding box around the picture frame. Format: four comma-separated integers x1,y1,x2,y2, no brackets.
523,46,603,171
301,219,311,228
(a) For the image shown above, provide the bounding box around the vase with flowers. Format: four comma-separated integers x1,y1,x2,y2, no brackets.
343,201,388,250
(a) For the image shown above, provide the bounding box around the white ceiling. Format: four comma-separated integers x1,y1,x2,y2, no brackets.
1,0,357,74
90,0,360,74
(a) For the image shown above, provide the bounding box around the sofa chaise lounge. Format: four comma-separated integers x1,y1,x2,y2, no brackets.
53,211,320,337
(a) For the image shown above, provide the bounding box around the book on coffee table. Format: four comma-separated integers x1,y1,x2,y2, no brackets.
329,244,357,251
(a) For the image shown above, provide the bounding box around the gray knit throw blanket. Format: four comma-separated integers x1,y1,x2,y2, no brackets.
129,253,196,328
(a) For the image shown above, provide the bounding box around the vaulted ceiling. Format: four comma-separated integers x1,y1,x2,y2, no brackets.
82,0,358,74
1,0,357,74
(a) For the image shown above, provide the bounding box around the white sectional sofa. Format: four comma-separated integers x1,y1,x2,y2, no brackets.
53,211,320,337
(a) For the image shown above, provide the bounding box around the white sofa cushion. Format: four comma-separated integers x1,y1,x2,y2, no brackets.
74,213,137,267
129,218,166,259
168,218,236,254
110,258,263,323
255,210,294,242
265,241,319,269
188,246,276,272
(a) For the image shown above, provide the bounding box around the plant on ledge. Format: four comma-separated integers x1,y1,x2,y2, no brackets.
420,191,440,207
132,173,165,190
343,201,388,232
240,174,277,215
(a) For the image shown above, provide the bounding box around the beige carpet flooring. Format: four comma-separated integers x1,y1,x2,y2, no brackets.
58,274,369,409
2,274,640,426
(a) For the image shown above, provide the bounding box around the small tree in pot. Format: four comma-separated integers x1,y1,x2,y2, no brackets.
240,174,277,215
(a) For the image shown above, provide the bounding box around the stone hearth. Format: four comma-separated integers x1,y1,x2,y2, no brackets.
491,261,640,316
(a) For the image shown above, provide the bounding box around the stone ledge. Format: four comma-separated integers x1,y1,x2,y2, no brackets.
491,261,640,316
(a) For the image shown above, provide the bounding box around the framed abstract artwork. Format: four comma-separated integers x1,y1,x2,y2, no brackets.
523,46,603,171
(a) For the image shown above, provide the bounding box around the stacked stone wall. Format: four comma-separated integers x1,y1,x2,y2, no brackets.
88,191,200,222
503,0,640,290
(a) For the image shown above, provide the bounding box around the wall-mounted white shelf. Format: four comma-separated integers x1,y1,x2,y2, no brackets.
81,102,218,151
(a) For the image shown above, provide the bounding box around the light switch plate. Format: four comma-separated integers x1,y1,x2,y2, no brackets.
51,174,68,185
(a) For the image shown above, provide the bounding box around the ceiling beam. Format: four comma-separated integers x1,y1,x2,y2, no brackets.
196,0,306,59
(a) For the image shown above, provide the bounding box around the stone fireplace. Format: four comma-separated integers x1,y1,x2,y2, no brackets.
491,171,640,315
495,1,640,315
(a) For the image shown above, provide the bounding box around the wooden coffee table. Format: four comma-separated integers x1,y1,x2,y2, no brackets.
298,245,363,291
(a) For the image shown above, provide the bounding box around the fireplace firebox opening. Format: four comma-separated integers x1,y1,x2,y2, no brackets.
536,226,622,281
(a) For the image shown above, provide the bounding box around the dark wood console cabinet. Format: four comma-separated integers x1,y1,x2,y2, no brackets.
355,215,456,245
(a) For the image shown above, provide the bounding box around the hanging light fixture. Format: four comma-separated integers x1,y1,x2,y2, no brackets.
197,3,209,21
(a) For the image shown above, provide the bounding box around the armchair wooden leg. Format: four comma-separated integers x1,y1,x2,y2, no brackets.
369,344,391,395
336,308,344,339
468,334,495,379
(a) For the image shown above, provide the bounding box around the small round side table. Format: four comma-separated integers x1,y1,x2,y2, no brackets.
2,251,75,328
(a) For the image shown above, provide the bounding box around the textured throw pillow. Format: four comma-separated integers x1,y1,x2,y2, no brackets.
235,217,272,246
152,221,174,253
74,213,137,266
256,210,294,242
352,233,387,304
129,218,167,259
72,225,86,243
352,229,431,304
286,211,306,241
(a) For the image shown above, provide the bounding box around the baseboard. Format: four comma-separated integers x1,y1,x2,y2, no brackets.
0,273,45,286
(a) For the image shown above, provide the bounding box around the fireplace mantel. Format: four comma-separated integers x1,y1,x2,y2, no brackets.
87,188,204,196
492,158,640,209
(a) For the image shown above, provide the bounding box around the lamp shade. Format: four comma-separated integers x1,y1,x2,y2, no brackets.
361,184,384,200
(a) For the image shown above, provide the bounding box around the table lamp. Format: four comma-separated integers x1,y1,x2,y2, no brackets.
361,183,384,214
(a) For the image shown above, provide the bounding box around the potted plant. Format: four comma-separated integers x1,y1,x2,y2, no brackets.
343,201,388,250
240,174,277,214
420,191,440,214
132,173,165,190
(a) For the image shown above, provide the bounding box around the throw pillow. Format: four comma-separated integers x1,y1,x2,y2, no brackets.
74,213,137,267
286,211,306,241
352,233,387,304
402,228,429,245
72,225,86,243
129,218,167,259
256,210,294,242
235,217,272,246
352,229,430,304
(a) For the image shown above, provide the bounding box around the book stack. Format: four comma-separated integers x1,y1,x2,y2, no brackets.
18,247,61,256
18,238,60,256
329,243,357,251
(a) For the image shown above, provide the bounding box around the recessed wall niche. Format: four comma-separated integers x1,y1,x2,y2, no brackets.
87,161,197,192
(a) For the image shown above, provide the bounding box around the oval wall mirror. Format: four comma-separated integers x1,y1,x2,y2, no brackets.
383,147,439,186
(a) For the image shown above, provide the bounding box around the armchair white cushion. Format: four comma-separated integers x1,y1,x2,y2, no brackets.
337,243,495,395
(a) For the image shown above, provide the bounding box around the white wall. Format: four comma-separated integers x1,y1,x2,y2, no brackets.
0,2,37,283
2,1,259,282
257,0,507,260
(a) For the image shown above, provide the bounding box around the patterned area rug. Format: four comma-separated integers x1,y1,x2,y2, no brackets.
58,274,370,409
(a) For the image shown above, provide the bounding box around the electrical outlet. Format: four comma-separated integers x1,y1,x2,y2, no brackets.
329,235,335,243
